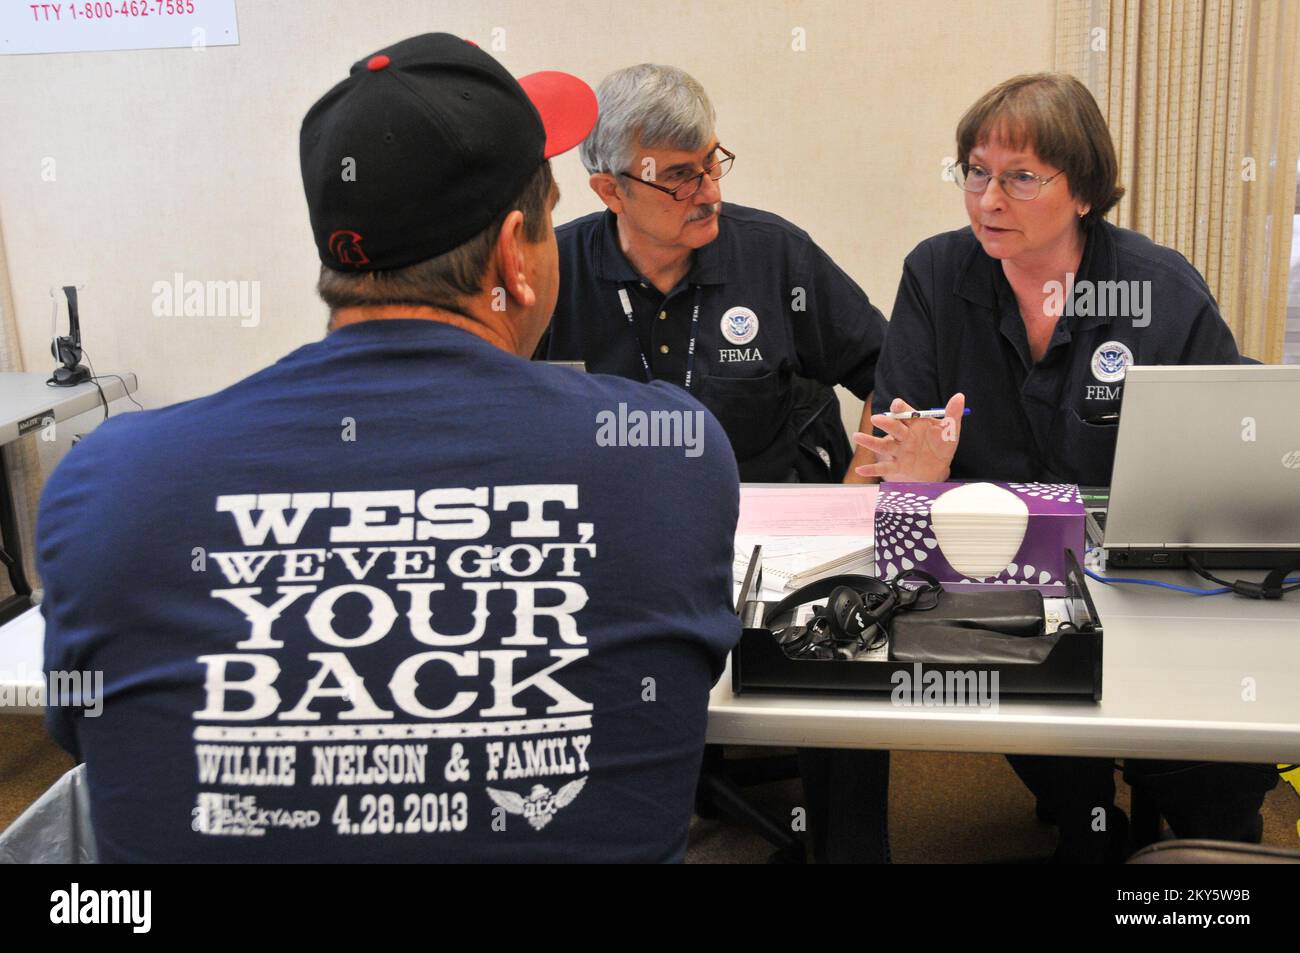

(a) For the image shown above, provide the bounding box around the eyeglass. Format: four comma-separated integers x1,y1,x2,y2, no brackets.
950,162,1064,201
620,146,735,200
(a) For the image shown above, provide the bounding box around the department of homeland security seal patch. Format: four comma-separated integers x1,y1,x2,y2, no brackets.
720,306,759,345
1090,341,1133,383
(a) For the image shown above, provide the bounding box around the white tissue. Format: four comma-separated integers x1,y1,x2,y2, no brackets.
928,482,1029,580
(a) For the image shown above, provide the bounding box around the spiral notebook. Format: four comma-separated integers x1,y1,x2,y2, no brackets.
733,535,875,590
732,485,878,592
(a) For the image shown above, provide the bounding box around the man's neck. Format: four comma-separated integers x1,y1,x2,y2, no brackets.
616,215,693,295
328,304,525,356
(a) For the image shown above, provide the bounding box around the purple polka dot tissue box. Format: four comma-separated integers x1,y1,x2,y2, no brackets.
874,482,1086,595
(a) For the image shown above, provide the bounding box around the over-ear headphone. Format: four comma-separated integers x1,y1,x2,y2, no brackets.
768,570,942,660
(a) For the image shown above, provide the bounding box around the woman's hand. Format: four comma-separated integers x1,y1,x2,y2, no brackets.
852,393,965,482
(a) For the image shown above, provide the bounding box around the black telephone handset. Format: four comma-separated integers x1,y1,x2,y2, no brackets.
50,285,91,387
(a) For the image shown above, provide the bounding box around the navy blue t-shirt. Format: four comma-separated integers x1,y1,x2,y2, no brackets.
39,319,740,863
872,222,1240,485
541,204,886,481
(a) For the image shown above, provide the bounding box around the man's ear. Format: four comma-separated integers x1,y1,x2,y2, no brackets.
590,173,625,215
491,209,536,311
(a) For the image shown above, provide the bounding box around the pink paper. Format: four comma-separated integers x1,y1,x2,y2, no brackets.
736,485,879,536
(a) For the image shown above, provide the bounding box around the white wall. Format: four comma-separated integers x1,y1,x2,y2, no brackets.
0,0,1056,455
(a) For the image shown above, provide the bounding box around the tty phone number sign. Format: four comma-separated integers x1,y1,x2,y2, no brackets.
2,1,239,55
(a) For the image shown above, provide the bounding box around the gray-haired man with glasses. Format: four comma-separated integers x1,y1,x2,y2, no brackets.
536,63,892,864
537,63,887,488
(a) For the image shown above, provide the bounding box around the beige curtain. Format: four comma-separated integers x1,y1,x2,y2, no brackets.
0,219,46,596
1055,0,1300,362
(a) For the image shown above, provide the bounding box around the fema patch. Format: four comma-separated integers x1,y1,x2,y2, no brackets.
720,306,759,345
1090,341,1133,383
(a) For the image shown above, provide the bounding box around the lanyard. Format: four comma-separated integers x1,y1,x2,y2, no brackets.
617,283,702,392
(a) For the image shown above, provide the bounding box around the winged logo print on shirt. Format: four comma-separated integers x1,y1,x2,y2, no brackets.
486,777,588,831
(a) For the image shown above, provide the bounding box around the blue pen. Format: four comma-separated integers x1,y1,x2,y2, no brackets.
882,408,972,420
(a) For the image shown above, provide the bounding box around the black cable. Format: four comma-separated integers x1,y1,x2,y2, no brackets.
1185,555,1234,588
772,571,943,659
89,378,109,420
1187,553,1300,599
68,345,108,420
44,361,105,417
92,374,144,413
80,346,145,414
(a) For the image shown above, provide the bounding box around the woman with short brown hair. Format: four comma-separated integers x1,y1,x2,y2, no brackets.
859,73,1274,862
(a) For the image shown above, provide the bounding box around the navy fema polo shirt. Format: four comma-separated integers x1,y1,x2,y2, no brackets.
39,318,740,863
872,221,1240,486
540,204,887,481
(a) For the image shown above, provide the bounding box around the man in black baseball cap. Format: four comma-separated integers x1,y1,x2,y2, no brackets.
300,32,598,342
39,34,743,863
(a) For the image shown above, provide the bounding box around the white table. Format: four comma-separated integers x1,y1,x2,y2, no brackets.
0,371,137,446
0,607,45,715
708,568,1300,763
0,371,137,623
9,564,1299,763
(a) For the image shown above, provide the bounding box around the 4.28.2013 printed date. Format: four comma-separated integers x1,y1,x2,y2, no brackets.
332,791,467,836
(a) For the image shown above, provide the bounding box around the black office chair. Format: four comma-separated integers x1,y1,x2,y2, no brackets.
693,392,856,864
696,543,807,863
695,746,805,861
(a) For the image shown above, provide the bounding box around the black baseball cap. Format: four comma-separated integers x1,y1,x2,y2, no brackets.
300,33,597,272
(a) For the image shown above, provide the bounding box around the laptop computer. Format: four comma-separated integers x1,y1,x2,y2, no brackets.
1099,364,1300,569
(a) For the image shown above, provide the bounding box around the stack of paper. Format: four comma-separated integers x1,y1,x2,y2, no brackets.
733,486,878,592
734,534,875,590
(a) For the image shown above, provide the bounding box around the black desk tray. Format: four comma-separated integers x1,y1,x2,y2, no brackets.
731,548,1103,702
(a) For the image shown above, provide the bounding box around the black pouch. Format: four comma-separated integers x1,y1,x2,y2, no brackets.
790,376,852,483
889,587,1051,664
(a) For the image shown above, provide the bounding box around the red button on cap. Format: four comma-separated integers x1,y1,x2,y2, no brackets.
367,55,390,71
